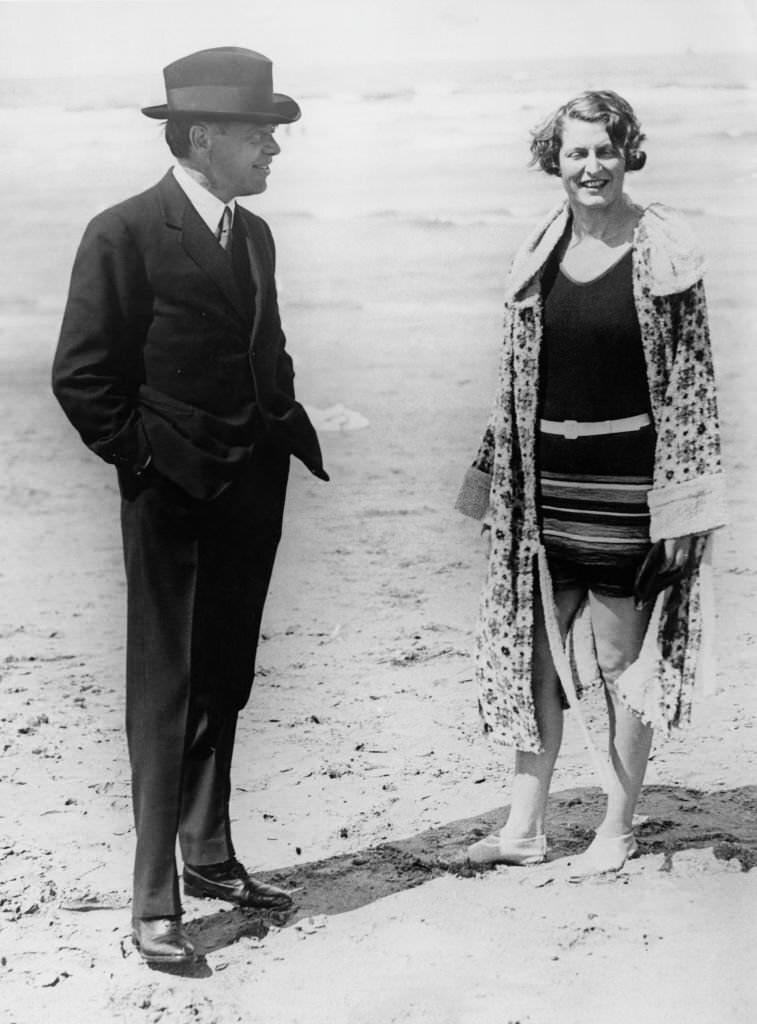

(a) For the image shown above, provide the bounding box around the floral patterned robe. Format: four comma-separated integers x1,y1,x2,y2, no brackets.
456,198,728,754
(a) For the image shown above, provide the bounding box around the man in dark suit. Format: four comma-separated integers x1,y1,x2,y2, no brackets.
52,47,328,965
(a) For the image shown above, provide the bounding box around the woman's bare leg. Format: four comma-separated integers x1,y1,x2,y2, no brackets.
588,591,654,837
501,585,585,839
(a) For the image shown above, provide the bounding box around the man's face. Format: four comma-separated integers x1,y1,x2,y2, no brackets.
200,122,281,201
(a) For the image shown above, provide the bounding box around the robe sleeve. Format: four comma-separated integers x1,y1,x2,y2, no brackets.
454,303,518,522
647,280,728,540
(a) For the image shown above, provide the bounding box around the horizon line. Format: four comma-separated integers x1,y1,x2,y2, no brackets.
1,48,753,82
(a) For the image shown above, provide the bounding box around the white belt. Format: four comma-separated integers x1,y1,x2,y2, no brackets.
539,413,652,440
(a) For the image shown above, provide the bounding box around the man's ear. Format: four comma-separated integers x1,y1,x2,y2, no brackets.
188,123,211,155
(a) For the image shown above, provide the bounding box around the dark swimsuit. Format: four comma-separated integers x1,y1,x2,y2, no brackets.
537,245,655,598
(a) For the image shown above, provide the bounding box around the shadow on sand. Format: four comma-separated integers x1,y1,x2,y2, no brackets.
180,783,757,964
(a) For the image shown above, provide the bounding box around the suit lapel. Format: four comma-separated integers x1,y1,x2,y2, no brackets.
157,171,249,324
245,234,264,344
182,205,250,323
238,207,273,349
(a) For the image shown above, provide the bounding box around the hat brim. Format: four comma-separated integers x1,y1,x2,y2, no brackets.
141,92,300,124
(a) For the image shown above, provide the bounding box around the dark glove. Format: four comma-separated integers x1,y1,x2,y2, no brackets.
633,540,690,610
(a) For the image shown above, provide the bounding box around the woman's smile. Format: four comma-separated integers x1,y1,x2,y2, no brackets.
559,119,626,210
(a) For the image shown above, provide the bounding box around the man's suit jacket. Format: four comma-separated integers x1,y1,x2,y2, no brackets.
53,170,324,500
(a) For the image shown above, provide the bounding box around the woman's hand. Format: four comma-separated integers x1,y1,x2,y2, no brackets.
661,533,696,570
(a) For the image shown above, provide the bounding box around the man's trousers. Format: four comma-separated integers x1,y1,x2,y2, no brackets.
120,444,289,919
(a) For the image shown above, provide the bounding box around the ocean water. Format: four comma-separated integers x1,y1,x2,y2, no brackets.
1,51,755,352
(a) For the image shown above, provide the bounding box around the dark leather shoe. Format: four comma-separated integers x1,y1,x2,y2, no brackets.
183,858,293,910
132,916,196,964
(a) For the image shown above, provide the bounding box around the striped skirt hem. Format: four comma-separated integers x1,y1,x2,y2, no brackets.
539,470,652,565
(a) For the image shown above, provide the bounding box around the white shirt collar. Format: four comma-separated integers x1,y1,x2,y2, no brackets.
171,163,237,238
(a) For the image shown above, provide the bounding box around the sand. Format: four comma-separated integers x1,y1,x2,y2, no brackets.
2,55,757,1024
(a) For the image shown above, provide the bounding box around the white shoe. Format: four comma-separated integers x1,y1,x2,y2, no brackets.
568,832,638,879
466,832,547,867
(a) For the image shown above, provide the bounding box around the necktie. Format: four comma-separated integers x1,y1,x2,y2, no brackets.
216,206,232,250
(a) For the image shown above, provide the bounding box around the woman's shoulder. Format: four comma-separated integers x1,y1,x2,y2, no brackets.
504,201,570,302
633,201,705,295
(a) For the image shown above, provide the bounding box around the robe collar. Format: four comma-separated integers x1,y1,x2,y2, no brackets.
504,195,705,303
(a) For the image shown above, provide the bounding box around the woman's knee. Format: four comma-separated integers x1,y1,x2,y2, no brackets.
594,626,642,685
590,593,651,685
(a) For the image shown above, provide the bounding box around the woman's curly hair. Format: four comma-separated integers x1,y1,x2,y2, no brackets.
529,90,647,176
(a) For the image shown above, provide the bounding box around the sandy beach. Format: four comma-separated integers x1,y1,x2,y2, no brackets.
1,49,757,1024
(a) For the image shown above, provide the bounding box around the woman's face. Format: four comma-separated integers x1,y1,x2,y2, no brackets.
558,119,626,212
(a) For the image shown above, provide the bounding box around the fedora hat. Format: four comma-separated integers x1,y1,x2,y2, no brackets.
141,46,300,124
